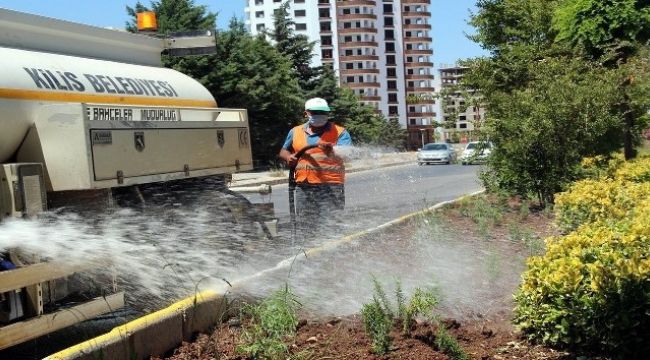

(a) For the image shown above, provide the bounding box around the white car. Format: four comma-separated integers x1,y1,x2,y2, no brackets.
417,143,456,165
460,141,493,165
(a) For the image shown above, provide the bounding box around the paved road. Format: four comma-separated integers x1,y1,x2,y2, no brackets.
250,163,482,234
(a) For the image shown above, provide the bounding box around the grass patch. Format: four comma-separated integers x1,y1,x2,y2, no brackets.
237,285,301,359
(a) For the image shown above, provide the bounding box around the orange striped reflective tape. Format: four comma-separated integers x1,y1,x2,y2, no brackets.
0,87,217,108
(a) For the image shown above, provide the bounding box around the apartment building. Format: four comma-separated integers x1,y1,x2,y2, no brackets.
437,65,486,142
245,0,436,149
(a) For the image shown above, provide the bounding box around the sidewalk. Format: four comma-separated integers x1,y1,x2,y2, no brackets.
230,151,417,188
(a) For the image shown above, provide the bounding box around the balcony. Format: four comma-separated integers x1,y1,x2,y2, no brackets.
406,86,436,92
405,49,433,55
339,41,378,48
338,13,377,20
406,74,435,80
404,36,432,42
402,0,431,4
338,27,378,34
340,68,380,75
339,55,379,61
402,11,431,17
343,82,381,88
336,0,376,7
407,112,436,117
405,62,434,67
403,23,432,30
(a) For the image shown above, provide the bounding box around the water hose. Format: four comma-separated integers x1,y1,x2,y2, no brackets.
288,145,319,233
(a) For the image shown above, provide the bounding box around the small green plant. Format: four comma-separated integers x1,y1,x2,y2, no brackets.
362,278,439,354
237,285,301,359
521,231,545,256
508,221,523,243
403,288,439,335
458,195,504,228
519,200,530,220
361,296,393,355
435,326,469,360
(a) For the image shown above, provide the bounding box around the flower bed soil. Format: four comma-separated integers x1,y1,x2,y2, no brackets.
154,196,568,360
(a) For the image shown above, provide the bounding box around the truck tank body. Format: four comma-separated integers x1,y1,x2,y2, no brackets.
0,46,217,162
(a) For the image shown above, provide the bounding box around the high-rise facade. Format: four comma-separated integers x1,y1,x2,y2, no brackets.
245,0,436,149
437,65,486,142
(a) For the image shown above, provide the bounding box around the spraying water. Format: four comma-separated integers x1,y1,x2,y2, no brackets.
0,146,503,321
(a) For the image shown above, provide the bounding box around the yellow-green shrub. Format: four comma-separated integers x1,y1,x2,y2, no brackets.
514,221,650,357
554,179,650,232
517,157,650,358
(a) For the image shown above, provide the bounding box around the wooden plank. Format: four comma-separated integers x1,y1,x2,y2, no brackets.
0,292,124,350
0,262,88,293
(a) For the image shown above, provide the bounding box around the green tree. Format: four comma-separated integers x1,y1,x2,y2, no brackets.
465,0,650,204
553,0,650,159
268,2,318,91
479,57,626,205
207,19,303,161
126,2,303,162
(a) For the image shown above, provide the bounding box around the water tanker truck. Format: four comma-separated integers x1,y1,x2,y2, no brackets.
0,9,266,349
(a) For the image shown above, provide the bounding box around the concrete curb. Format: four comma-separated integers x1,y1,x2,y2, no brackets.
44,292,228,360
44,189,484,360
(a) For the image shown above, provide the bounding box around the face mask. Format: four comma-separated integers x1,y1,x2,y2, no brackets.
308,115,328,127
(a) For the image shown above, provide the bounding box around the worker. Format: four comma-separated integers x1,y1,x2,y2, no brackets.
279,97,352,228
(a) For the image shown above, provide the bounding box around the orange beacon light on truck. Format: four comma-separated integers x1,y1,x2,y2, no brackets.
137,11,158,32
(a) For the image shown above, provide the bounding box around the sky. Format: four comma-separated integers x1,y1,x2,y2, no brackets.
0,0,486,66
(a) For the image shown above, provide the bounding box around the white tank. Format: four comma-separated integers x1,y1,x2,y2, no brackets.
0,46,217,162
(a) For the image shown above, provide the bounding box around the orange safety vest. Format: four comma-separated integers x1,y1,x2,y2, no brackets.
292,124,346,185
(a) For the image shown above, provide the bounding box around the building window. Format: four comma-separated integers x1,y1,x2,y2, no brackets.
322,49,333,59
295,10,306,17
321,35,332,46
383,4,393,13
388,93,397,102
346,76,354,83
385,29,394,39
385,42,395,52
255,11,264,18
295,0,305,3
386,55,395,65
255,0,263,5
459,123,468,129
389,106,398,115
320,22,331,31
345,63,354,69
295,23,307,30
319,8,330,18
256,24,265,31
387,80,397,90
387,68,396,77
384,17,394,27
459,115,466,121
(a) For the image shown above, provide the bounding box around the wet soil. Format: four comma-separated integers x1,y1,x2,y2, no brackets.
154,196,568,360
